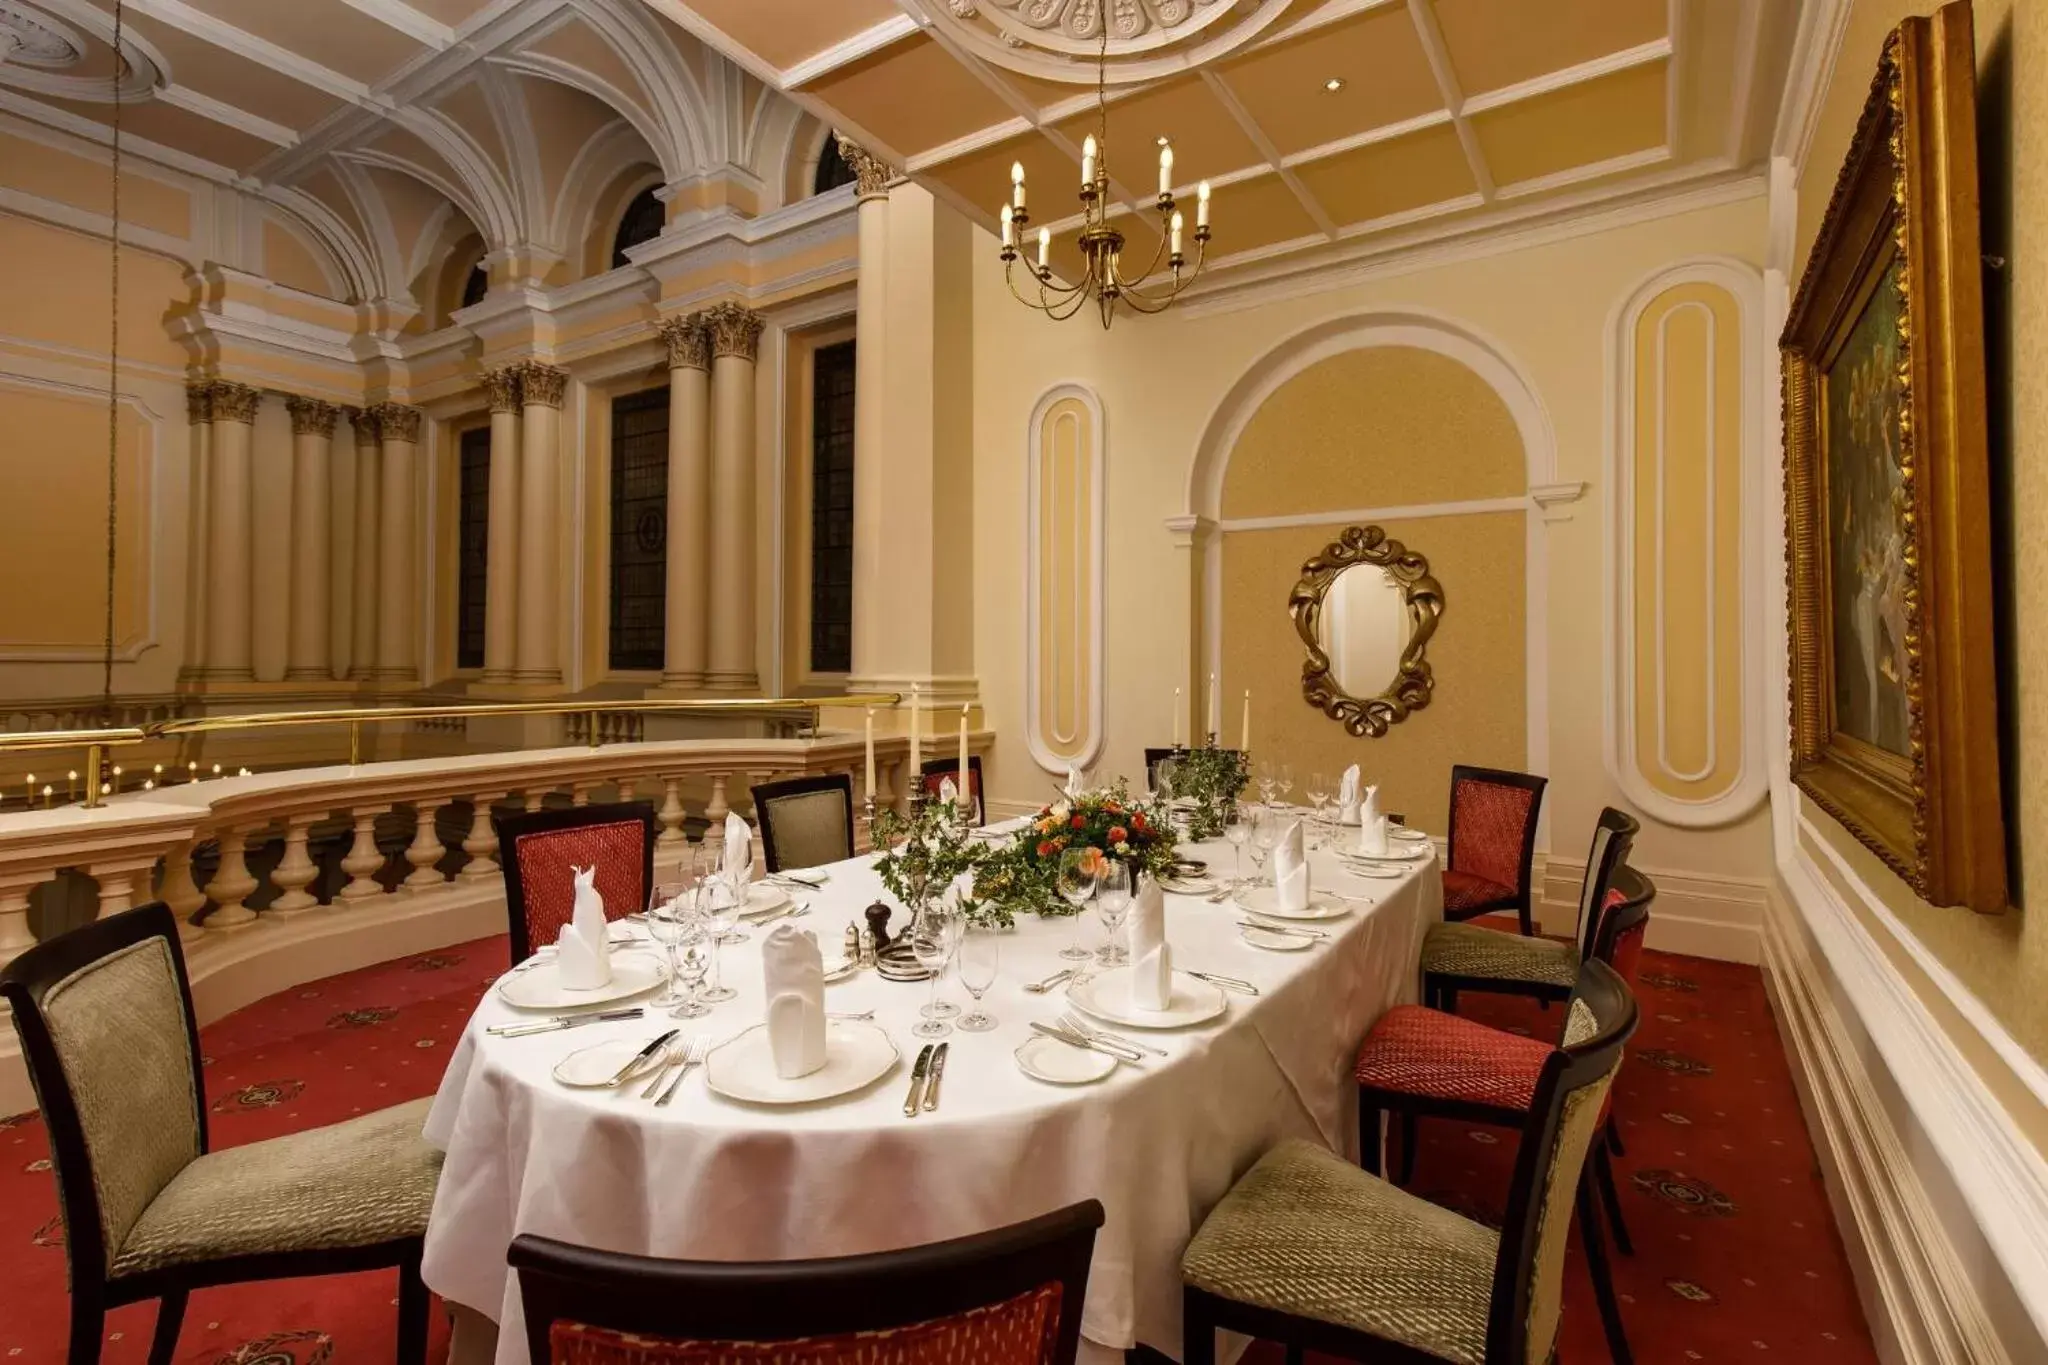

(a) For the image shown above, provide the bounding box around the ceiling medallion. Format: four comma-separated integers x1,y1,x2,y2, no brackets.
0,1,156,101
0,2,83,68
929,0,1292,84
997,27,1212,327
986,0,1221,43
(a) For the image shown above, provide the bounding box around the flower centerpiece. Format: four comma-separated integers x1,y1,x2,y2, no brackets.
1167,742,1249,839
871,794,992,924
974,779,1179,922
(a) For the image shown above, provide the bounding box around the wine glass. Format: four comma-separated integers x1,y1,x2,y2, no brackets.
1249,807,1283,887
923,892,963,1022
695,877,740,1004
1275,763,1295,807
1221,802,1250,889
1095,861,1132,966
956,923,1000,1033
1056,848,1099,962
1153,756,1179,802
706,847,749,944
1306,771,1330,818
669,932,712,1019
1255,760,1279,808
645,881,690,1007
910,900,956,1040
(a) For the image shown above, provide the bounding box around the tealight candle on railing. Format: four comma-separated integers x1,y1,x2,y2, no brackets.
100,783,110,796
1158,142,1173,197
187,762,198,782
41,785,52,808
111,765,122,794
211,764,222,779
143,779,154,791
66,770,77,800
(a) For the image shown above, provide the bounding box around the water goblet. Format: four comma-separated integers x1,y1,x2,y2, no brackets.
923,893,964,1021
1306,772,1331,819
1275,763,1295,807
645,882,690,1007
1255,759,1278,807
1095,861,1132,966
1221,802,1251,889
956,924,1000,1033
1056,848,1100,962
1249,807,1283,886
910,902,956,1040
695,877,740,1004
669,932,712,1019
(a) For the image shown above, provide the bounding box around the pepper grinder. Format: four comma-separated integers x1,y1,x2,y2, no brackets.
864,901,894,955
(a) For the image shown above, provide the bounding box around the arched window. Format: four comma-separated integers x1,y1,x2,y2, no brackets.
459,260,488,309
813,135,856,195
611,186,664,268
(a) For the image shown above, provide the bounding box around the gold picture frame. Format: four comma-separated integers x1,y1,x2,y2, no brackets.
1288,525,1443,738
1781,0,2006,910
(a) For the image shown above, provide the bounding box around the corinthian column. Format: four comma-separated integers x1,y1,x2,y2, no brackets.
841,135,894,684
703,302,764,692
481,368,523,682
346,409,380,681
204,381,262,681
657,314,711,689
515,362,568,686
285,396,337,680
372,402,422,684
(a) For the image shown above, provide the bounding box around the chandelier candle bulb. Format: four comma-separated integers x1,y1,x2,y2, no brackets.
1082,135,1096,186
1011,161,1026,211
1037,228,1050,272
1000,205,1014,248
1158,143,1173,197
1197,180,1211,229
1170,210,1184,259
66,771,76,800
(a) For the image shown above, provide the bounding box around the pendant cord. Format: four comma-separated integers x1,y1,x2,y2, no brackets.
101,0,125,722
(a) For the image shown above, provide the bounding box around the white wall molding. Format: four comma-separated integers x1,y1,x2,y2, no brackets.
1023,381,1107,777
1602,257,1770,828
1538,854,1764,963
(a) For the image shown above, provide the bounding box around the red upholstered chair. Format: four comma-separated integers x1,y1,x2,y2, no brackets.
1422,807,1641,1013
499,802,658,963
1440,765,1547,934
920,757,986,826
509,1201,1103,1365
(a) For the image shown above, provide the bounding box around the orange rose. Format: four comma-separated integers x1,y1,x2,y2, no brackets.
1106,826,1128,845
1131,812,1147,831
1076,846,1109,878
1071,815,1086,829
1036,840,1057,858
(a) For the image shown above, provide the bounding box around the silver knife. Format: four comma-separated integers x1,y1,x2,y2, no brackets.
922,1042,949,1112
1030,1020,1141,1064
489,1007,644,1036
1190,971,1259,995
904,1044,935,1116
606,1029,679,1087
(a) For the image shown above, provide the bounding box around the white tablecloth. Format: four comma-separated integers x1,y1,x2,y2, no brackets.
421,832,1440,1364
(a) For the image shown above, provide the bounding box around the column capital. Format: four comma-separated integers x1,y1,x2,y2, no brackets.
516,361,569,410
369,401,422,444
186,380,213,425
834,133,895,200
286,395,339,438
482,367,523,414
342,406,379,447
657,313,711,372
209,382,263,425
703,302,765,363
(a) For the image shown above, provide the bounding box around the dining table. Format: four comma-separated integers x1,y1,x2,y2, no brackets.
419,819,1443,1365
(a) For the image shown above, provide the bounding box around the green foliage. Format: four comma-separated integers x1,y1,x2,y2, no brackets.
973,780,1180,922
870,797,995,921
1167,744,1250,838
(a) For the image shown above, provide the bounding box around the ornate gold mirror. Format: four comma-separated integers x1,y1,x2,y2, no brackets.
1289,525,1443,737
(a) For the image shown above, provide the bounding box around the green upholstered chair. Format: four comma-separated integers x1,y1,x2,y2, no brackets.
0,903,441,1365
751,773,857,873
1181,960,1639,1365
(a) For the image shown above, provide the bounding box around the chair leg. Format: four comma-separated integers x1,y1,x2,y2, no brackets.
1518,901,1535,936
397,1250,430,1365
1594,1146,1634,1256
1576,1180,1633,1365
1181,1289,1217,1365
147,1291,188,1365
1396,1112,1419,1185
66,1291,105,1365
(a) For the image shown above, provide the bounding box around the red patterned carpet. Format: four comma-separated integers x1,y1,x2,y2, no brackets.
0,937,1877,1364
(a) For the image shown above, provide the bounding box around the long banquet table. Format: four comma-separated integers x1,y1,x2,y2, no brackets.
421,827,1441,1364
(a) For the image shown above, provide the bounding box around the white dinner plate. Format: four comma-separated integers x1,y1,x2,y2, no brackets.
1389,828,1431,843
1158,875,1218,896
498,950,669,1011
1233,886,1351,921
552,1037,671,1088
704,1021,899,1105
737,883,792,917
1239,926,1315,952
1348,843,1431,862
1068,967,1229,1030
1336,862,1406,881
1014,1034,1116,1085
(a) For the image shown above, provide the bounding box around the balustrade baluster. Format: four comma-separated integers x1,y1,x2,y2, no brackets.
656,779,686,847
161,840,207,940
269,817,321,915
524,790,546,813
461,796,502,881
207,827,261,928
705,772,730,823
570,783,593,808
404,801,448,892
339,811,386,902
0,879,36,967
88,856,154,919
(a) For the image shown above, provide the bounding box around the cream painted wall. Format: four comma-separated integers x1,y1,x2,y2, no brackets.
972,190,1777,909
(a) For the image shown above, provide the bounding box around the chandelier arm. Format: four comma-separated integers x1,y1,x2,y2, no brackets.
1113,211,1174,293
1004,259,1087,310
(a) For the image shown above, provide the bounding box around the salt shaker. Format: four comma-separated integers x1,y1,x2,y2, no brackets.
857,926,877,969
842,922,860,962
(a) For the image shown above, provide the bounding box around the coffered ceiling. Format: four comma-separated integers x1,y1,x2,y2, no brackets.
645,0,1798,285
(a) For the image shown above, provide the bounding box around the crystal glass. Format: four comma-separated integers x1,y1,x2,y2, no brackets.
1249,806,1283,886
1056,848,1099,961
956,923,1000,1032
1095,861,1132,966
1221,802,1250,889
910,900,956,1039
645,881,691,1007
706,847,748,944
1275,763,1294,807
1153,757,1179,803
1255,759,1279,807
1306,771,1331,818
669,933,712,1019
695,876,740,1004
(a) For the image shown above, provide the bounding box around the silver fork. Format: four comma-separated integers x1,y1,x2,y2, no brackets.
654,1035,711,1107
638,1037,685,1099
1060,1011,1169,1059
1022,967,1077,994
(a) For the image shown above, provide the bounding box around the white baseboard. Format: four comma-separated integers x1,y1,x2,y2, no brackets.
0,885,506,1117
1539,856,1765,963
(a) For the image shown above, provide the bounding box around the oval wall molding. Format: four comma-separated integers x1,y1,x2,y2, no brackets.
1025,382,1106,776
1604,259,1768,828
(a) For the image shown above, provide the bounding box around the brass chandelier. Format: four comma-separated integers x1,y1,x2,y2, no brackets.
996,27,1212,328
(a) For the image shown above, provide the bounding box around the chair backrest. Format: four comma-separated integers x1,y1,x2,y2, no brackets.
0,903,206,1286
1592,865,1656,986
753,774,857,872
1445,765,1548,897
511,1200,1105,1365
1570,808,1640,959
918,757,985,826
499,802,658,962
1486,959,1639,1365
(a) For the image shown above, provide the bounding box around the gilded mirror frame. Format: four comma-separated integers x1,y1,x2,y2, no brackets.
1288,525,1443,737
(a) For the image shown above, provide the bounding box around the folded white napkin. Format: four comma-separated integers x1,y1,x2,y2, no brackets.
1275,821,1311,912
556,864,613,989
1358,809,1389,858
1336,765,1362,824
1127,878,1172,1011
1064,766,1084,797
939,776,959,805
723,810,753,887
763,924,827,1079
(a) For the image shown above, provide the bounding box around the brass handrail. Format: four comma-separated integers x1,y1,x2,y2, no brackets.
0,694,905,809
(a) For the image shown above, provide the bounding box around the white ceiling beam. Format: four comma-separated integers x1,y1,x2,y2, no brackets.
116,0,377,108
1459,38,1672,116
1275,109,1455,170
334,0,455,50
1404,0,1495,201
1200,69,1339,240
156,84,299,148
782,13,922,89
0,87,239,184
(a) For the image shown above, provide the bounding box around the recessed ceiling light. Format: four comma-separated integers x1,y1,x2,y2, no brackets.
1323,77,1346,92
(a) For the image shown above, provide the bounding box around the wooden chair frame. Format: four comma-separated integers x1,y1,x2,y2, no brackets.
498,801,659,962
1442,765,1549,935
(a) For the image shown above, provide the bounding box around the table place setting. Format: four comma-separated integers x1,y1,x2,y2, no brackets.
701,921,899,1106
500,866,673,1010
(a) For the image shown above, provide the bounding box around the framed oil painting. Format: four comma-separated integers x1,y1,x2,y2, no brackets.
1781,0,2007,910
